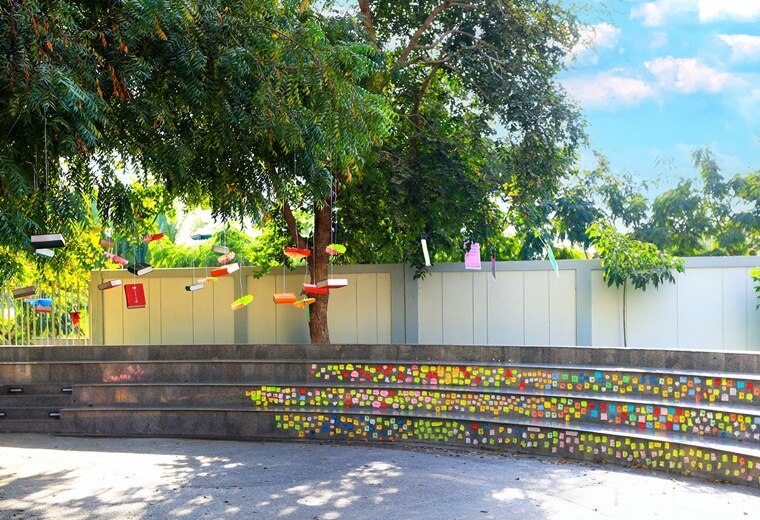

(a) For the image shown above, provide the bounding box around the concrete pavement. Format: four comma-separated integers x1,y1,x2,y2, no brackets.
0,434,758,519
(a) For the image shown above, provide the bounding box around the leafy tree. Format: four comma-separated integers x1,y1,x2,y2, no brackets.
587,221,684,347
752,268,760,310
338,0,585,273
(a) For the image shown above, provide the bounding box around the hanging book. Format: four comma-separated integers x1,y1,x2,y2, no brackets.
97,279,123,291
293,297,315,309
284,247,311,260
99,238,115,248
325,244,346,256
196,277,218,285
31,233,65,249
35,248,54,258
303,283,329,295
464,242,481,270
213,245,230,254
231,294,253,311
104,252,129,266
124,283,146,309
12,286,35,299
191,233,212,241
316,278,348,289
210,263,239,277
217,251,236,264
141,233,164,243
421,239,431,267
127,262,153,276
30,298,53,313
185,283,204,292
273,293,297,304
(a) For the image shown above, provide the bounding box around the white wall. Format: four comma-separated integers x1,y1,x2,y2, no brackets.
89,258,760,350
417,268,577,346
591,266,760,350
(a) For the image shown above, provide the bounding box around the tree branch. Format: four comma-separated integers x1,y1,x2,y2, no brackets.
283,199,308,248
393,1,475,69
357,0,377,49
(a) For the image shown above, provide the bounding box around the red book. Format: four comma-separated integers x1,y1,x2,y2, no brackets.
124,283,146,309
303,283,329,295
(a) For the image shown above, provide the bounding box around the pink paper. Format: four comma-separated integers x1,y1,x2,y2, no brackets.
465,242,481,270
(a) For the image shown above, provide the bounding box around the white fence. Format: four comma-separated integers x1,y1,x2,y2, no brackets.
89,257,760,351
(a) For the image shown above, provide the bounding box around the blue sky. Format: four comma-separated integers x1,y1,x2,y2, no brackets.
560,0,760,190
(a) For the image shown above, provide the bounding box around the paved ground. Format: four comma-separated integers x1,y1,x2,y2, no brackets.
0,434,759,520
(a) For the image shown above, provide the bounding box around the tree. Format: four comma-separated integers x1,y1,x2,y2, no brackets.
587,221,684,347
338,0,585,272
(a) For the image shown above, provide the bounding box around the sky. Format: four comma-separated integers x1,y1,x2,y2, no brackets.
559,0,760,190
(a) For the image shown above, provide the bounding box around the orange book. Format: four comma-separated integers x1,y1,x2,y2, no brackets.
273,293,297,304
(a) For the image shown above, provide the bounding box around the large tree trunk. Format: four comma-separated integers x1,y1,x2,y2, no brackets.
308,200,332,344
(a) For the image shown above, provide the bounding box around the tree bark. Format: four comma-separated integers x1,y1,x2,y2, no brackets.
308,199,332,344
358,0,377,49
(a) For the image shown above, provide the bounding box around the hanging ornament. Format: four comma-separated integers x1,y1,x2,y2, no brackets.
98,279,123,291
273,293,297,304
31,233,65,249
213,245,230,254
127,262,153,276
191,233,212,241
99,238,115,248
104,252,129,266
70,311,81,327
464,242,481,270
210,263,239,278
196,276,218,285
284,247,311,260
35,248,54,258
124,283,146,309
12,287,35,299
185,282,204,292
325,244,346,256
141,233,164,243
303,283,329,295
292,297,315,309
316,278,348,290
217,251,236,264
27,298,53,313
421,239,431,267
231,294,253,311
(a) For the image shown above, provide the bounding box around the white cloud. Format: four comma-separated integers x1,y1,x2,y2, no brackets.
631,0,760,25
630,0,696,27
561,73,658,110
649,32,669,50
697,1,760,22
718,34,760,62
644,56,743,93
568,23,621,65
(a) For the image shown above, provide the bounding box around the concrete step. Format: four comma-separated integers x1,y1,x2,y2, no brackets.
0,344,757,374
0,394,73,408
59,407,760,487
4,359,758,409
67,382,760,446
0,406,64,420
1,384,74,395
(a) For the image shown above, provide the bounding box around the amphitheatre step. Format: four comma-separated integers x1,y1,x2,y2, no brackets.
3,359,759,409
0,406,64,420
58,407,760,487
1,384,74,395
70,382,760,445
0,418,66,434
0,394,73,408
0,345,757,374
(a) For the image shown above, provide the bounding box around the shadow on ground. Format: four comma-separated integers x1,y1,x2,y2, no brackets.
1,435,759,520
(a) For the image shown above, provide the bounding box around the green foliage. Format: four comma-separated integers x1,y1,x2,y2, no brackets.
587,221,684,290
751,268,760,310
